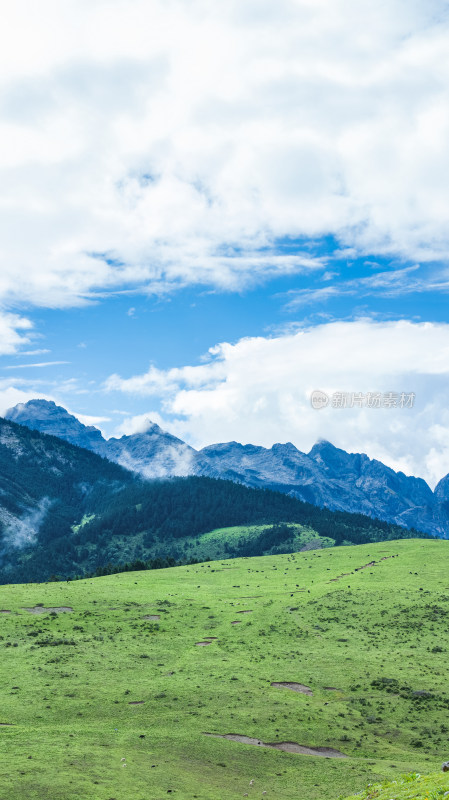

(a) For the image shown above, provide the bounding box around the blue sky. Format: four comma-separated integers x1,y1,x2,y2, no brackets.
1,0,449,485
1,244,447,419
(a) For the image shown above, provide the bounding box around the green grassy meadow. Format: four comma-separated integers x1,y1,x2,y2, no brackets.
1,538,449,800
343,770,449,800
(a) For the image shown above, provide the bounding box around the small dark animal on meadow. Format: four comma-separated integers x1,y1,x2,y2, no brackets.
442,761,449,772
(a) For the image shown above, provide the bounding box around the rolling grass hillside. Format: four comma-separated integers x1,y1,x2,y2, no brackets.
181,522,335,561
0,538,448,799
341,770,449,800
130,522,336,566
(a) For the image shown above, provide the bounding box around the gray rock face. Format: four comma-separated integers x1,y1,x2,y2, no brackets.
434,474,449,504
5,400,107,455
195,438,444,535
5,400,449,538
5,400,195,479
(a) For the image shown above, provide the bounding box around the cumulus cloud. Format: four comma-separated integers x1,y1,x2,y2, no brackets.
107,319,449,487
0,0,449,310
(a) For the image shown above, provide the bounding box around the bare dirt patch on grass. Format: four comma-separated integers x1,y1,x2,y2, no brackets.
271,682,313,695
329,573,351,582
195,641,213,646
231,621,242,625
142,614,160,620
22,606,73,614
0,610,11,614
203,733,347,758
236,610,253,614
213,568,237,572
128,701,145,705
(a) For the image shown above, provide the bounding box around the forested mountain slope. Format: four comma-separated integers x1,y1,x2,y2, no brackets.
0,417,429,583
6,399,449,538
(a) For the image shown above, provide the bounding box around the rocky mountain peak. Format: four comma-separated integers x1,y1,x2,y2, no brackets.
5,399,106,452
4,399,449,538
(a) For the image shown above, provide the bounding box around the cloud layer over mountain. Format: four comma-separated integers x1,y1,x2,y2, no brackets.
107,318,449,487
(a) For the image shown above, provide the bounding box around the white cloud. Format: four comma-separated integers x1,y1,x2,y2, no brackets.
4,361,70,369
0,312,33,355
0,0,448,309
15,349,51,356
0,386,54,416
1,497,52,553
114,411,168,436
107,319,449,487
282,264,437,308
75,413,111,427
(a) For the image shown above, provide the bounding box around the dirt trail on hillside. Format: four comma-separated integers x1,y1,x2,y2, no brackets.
0,610,11,613
195,641,213,646
203,733,347,758
271,682,313,695
329,556,395,582
142,614,160,620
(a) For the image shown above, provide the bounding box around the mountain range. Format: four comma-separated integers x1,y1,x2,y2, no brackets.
0,412,423,583
5,399,449,538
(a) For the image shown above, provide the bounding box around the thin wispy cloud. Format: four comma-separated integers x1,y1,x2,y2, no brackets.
3,361,70,369
281,265,449,309
15,349,51,356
